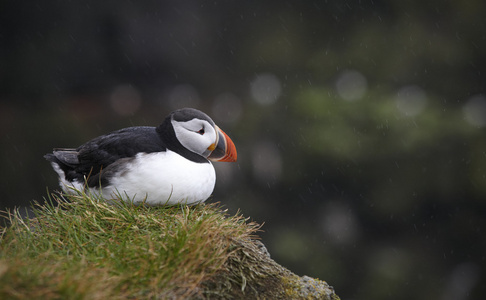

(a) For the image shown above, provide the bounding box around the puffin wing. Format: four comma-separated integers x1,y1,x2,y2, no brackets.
46,126,166,187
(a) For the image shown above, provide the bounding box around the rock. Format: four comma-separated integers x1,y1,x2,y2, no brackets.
198,238,340,300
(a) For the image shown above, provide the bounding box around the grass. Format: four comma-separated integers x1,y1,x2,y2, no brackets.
0,190,340,299
0,190,261,299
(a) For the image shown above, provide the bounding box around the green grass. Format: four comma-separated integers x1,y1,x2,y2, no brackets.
0,190,340,299
0,190,261,299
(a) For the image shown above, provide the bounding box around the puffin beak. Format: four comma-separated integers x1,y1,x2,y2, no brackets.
208,126,237,162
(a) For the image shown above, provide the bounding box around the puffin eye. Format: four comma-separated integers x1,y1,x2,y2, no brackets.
197,128,205,135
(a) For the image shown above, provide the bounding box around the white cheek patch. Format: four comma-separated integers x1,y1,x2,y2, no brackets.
172,119,217,156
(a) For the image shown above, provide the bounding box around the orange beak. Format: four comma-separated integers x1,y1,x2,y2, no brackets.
208,126,237,162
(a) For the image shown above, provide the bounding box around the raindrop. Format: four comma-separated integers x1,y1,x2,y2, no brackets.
250,73,282,105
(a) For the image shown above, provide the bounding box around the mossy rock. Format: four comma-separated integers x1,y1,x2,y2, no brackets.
200,238,339,299
0,191,339,299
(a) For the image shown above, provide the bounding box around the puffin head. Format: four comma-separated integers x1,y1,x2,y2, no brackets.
170,108,237,162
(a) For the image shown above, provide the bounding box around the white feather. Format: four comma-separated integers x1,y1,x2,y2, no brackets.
93,150,216,205
51,163,85,192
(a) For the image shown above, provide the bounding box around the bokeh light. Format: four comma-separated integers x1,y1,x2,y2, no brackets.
395,85,427,116
110,84,142,116
463,94,486,127
335,70,368,101
250,73,282,105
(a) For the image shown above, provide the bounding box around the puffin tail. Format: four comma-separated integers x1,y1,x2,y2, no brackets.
45,148,81,182
45,148,79,165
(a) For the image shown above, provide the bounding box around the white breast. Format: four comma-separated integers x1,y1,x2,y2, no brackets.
95,151,216,205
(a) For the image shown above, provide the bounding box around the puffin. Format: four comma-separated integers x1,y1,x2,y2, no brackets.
44,108,237,206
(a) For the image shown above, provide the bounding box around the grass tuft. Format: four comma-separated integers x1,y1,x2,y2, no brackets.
0,190,339,299
0,190,260,299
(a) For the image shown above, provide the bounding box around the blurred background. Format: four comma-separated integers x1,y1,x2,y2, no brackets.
1,1,485,299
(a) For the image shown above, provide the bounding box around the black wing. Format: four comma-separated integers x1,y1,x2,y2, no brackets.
45,126,166,186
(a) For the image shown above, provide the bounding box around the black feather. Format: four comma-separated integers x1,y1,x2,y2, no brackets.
45,109,211,188
45,126,166,187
